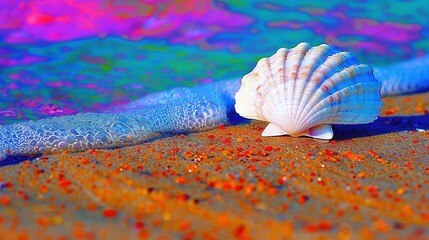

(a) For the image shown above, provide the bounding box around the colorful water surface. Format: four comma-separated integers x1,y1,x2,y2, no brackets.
1,0,429,124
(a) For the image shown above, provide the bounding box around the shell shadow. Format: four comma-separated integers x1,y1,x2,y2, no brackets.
333,115,429,140
0,154,42,167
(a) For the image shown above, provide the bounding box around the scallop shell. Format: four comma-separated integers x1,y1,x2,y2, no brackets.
234,42,382,140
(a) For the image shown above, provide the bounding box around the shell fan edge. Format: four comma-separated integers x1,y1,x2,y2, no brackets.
234,42,382,140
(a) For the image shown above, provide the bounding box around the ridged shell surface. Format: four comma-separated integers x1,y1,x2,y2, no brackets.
234,42,382,139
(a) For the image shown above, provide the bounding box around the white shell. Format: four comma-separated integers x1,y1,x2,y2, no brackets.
234,42,382,140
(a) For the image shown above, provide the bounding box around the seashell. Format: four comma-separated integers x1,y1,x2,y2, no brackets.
234,42,382,140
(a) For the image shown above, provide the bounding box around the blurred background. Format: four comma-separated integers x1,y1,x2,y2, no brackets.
1,0,428,124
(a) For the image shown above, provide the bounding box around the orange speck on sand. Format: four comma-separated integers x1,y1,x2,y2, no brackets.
384,107,399,116
357,172,366,179
234,224,248,238
368,149,379,157
396,188,405,195
374,219,391,232
318,221,332,231
175,176,187,184
36,216,51,228
135,221,145,229
297,195,309,204
4,182,13,189
342,151,365,161
59,179,71,187
400,205,414,218
305,220,333,232
103,209,117,218
138,229,150,239
87,203,98,211
78,158,90,164
264,146,273,152
376,157,387,164
39,185,49,193
367,186,378,193
179,220,191,231
268,187,278,195
218,214,229,226
177,193,190,202
1,195,11,205
420,213,429,221
325,149,337,156
22,193,30,201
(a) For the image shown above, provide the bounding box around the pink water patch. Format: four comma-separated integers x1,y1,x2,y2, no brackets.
0,54,46,67
254,3,285,11
21,78,40,85
266,6,422,55
201,78,213,84
8,73,21,80
75,75,87,80
268,18,420,43
7,83,20,90
0,110,17,117
45,81,65,87
81,55,106,65
129,84,144,89
39,104,77,115
84,83,99,89
349,19,421,43
21,97,43,108
114,68,127,73
0,0,253,44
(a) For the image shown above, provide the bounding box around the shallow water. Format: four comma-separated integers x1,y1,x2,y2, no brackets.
1,0,429,124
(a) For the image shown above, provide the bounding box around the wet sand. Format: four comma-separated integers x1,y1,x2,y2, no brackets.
0,92,428,239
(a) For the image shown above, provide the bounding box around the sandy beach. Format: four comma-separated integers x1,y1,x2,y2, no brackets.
2,0,429,239
0,92,428,239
